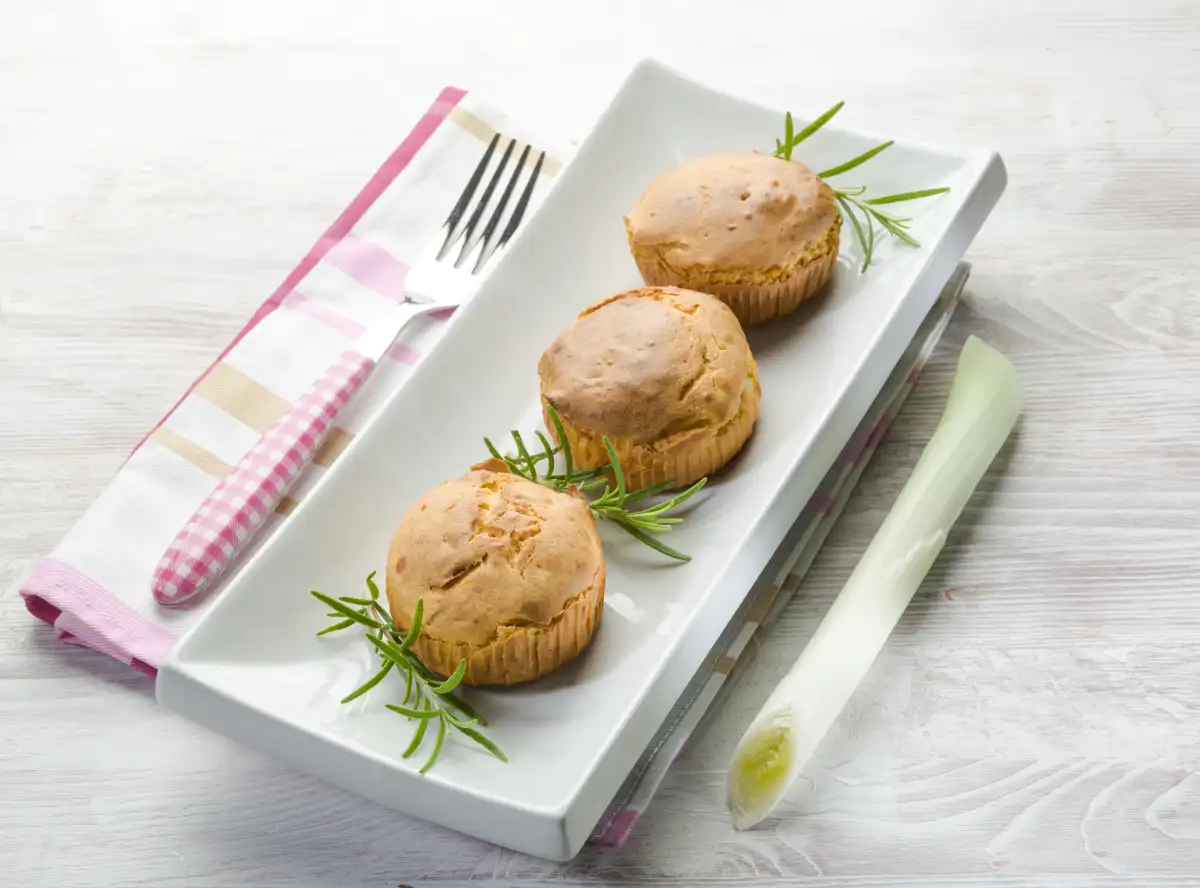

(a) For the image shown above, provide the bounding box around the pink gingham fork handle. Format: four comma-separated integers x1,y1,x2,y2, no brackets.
151,349,374,606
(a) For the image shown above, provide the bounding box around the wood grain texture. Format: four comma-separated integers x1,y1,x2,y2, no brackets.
3,1,1199,884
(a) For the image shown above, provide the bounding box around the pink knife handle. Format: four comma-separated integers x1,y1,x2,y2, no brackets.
152,349,374,607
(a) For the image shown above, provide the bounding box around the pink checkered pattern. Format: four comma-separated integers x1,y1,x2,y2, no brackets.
151,350,374,606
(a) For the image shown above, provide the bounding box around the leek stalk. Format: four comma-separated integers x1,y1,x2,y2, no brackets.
726,335,1022,829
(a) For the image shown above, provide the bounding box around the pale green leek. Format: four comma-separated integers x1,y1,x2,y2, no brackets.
727,335,1022,829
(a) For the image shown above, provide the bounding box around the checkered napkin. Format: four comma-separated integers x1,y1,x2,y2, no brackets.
18,86,964,846
19,88,562,669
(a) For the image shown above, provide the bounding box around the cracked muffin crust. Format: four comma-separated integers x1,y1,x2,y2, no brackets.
385,461,605,686
624,150,840,325
538,286,760,491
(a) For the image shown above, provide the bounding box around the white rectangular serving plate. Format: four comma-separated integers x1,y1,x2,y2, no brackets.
158,58,1006,861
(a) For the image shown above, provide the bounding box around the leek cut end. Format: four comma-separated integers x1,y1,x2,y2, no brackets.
727,720,794,830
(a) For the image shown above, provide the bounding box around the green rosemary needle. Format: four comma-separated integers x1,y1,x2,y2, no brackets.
312,572,506,773
482,404,705,562
772,101,950,271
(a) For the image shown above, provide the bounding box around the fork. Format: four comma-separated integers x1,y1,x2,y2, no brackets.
152,134,548,607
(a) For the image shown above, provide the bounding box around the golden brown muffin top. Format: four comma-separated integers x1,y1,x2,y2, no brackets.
624,150,838,270
386,463,604,649
538,287,753,445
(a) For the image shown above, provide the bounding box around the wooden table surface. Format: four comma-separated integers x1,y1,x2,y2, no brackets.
4,2,1199,885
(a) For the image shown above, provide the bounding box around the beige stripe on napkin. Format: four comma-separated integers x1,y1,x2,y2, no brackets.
149,427,232,478
713,655,737,676
148,426,312,517
746,583,784,624
192,360,356,467
312,427,354,468
448,107,562,177
193,364,290,432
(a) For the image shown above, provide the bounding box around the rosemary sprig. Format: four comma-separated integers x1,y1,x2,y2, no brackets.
772,101,950,272
775,101,844,161
482,404,705,562
312,571,506,773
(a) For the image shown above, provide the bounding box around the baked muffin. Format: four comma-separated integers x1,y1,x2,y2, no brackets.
385,461,605,686
538,286,760,491
624,150,840,325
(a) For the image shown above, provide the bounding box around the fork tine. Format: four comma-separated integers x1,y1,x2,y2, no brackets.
435,133,500,262
492,150,545,256
469,144,533,275
452,138,517,269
